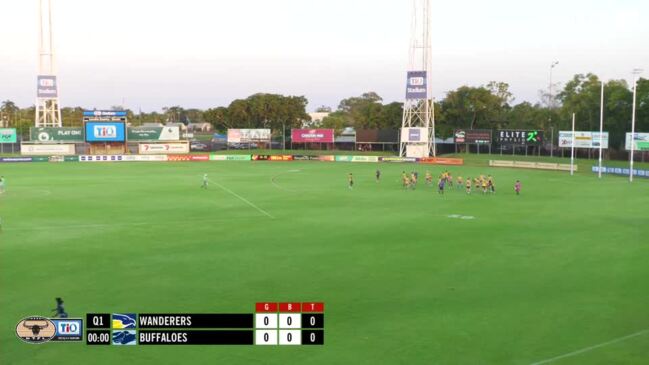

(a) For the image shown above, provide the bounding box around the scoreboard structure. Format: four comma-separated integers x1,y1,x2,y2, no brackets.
84,302,324,346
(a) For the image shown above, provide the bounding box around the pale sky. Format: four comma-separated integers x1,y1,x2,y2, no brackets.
1,0,647,112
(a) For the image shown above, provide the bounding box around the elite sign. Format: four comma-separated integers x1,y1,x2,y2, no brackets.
496,130,543,145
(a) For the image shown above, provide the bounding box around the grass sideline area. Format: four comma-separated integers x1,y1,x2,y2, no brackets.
1,157,648,364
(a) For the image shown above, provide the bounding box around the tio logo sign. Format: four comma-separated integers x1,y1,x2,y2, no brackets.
57,321,81,335
93,125,117,138
409,76,424,86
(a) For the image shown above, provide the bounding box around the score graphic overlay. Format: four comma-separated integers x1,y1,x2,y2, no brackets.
85,303,324,346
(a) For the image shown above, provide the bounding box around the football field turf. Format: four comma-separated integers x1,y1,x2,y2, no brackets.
1,158,648,364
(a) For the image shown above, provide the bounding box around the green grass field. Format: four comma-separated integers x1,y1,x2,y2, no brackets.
1,156,649,364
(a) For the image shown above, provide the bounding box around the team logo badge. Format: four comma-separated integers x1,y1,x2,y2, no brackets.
16,316,56,344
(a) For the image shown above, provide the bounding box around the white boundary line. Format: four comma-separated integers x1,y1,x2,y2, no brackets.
207,178,274,219
530,329,649,365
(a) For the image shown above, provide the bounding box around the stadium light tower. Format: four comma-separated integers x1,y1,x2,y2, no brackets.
400,0,434,158
35,0,62,127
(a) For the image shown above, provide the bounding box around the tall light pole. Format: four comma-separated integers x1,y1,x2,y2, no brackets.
549,61,559,157
629,68,643,182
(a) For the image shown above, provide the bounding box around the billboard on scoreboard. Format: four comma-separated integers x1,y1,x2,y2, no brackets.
625,133,649,151
128,127,180,141
0,128,17,143
559,131,609,149
291,129,334,143
406,71,427,100
83,110,127,118
85,122,126,142
496,130,543,145
37,75,58,98
454,129,492,144
227,129,271,143
400,127,428,143
30,127,84,142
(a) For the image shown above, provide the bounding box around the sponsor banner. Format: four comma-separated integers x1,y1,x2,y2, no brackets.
0,157,33,163
356,129,399,143
37,75,58,98
380,156,417,163
121,155,168,162
227,129,271,143
0,128,17,143
318,155,335,162
558,131,609,148
64,156,79,162
291,129,334,143
592,166,649,178
167,155,192,162
419,157,464,165
292,155,320,161
49,156,65,162
400,127,428,143
21,144,75,156
138,143,189,154
625,133,649,151
209,154,252,161
454,129,492,144
351,156,380,163
335,155,354,162
85,122,126,142
83,110,127,117
79,155,124,162
128,127,180,141
489,160,576,171
190,154,210,161
51,319,83,342
406,71,427,100
253,155,271,161
496,130,543,145
30,127,84,142
269,155,293,161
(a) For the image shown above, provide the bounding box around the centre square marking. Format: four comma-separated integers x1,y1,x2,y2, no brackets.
447,214,476,220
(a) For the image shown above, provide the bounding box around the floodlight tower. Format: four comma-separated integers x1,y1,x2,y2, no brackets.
35,0,62,127
400,0,434,157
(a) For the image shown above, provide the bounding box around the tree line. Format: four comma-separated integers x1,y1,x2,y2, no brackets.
1,73,647,149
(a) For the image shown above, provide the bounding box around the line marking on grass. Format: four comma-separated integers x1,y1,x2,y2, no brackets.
270,170,302,192
208,178,274,219
3,217,261,232
529,329,649,365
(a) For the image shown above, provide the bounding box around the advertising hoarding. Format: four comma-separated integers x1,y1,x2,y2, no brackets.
558,131,609,148
0,128,17,143
84,122,126,142
405,71,427,100
21,144,75,156
454,129,492,144
37,75,58,98
291,129,334,143
128,127,180,141
496,130,543,145
227,129,271,143
400,127,428,143
30,127,83,142
625,133,649,151
138,143,189,154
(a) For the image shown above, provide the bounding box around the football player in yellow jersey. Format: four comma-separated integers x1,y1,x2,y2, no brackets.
465,177,472,194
